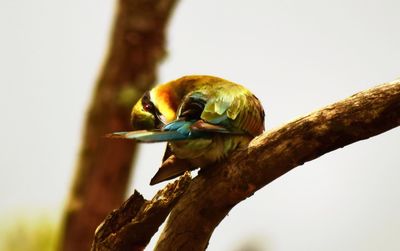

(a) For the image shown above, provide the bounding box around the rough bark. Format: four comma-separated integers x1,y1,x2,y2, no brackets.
91,173,191,251
154,80,400,250
58,1,178,251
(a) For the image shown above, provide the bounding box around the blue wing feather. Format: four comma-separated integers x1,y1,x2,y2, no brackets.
163,120,196,136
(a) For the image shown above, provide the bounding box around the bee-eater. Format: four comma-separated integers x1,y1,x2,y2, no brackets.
110,75,265,185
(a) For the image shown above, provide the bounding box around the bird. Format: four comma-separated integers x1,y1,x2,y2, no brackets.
109,75,265,185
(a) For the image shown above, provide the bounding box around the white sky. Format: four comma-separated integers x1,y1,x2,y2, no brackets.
0,0,399,250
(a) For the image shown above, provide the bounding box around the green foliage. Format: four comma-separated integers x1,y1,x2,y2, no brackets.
0,214,58,251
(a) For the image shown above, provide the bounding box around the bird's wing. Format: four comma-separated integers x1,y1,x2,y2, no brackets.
201,89,265,136
161,90,245,136
163,88,264,137
227,93,265,136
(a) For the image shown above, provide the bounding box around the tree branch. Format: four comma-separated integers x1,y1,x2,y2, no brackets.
91,173,192,251
155,80,400,250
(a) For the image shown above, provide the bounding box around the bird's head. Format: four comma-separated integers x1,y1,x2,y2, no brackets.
131,91,165,130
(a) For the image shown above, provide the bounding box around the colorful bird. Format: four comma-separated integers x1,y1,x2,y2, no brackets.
110,75,265,185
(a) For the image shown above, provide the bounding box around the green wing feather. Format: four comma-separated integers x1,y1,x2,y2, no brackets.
198,83,265,136
234,93,265,136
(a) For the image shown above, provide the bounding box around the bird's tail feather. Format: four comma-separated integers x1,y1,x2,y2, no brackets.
150,155,194,185
107,130,190,142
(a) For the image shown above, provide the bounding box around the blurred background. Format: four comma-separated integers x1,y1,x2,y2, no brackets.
0,0,399,250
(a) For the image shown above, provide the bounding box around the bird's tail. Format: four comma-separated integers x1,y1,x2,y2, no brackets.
106,130,190,142
150,155,194,185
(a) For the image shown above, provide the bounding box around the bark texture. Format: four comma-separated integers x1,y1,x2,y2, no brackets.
154,80,400,250
91,173,191,251
59,1,178,251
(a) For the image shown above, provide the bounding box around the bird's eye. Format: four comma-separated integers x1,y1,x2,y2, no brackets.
143,102,154,112
141,91,155,112
140,91,165,128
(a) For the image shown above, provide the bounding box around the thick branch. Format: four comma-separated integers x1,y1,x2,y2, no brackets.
91,173,191,251
155,80,400,250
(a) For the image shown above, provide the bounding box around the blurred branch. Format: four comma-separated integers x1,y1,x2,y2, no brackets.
154,80,400,250
59,1,179,251
91,173,191,251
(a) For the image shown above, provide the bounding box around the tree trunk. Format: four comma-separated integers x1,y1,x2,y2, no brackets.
58,1,179,251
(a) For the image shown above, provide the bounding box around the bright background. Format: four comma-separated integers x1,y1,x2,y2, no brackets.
0,0,399,250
